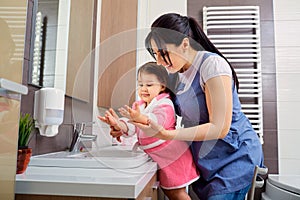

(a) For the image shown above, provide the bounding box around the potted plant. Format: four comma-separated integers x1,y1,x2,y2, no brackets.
17,113,34,174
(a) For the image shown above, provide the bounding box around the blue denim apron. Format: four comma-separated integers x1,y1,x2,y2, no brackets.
172,52,264,198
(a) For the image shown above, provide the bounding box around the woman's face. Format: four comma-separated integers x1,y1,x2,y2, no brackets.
137,72,165,105
150,39,187,73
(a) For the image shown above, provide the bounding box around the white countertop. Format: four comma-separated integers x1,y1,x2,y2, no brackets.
15,161,157,198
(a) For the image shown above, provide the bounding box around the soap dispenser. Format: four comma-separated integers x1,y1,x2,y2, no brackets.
34,88,65,137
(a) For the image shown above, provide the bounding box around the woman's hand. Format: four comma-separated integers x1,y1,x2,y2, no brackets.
130,119,169,140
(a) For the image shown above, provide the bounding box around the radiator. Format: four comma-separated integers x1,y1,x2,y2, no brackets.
203,6,264,144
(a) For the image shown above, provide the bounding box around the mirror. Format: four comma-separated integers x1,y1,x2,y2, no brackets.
30,0,70,92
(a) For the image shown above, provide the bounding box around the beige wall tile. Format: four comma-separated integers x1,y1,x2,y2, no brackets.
274,0,300,174
274,0,300,21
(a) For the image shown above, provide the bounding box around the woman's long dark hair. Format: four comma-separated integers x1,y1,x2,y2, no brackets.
145,13,239,90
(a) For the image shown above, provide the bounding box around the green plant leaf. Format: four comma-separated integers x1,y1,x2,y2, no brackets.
19,113,34,147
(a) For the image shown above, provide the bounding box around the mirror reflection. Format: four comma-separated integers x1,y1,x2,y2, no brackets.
30,0,70,92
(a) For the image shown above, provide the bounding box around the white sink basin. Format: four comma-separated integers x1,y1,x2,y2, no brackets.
29,146,150,169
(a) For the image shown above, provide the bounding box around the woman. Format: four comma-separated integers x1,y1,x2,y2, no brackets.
130,13,265,200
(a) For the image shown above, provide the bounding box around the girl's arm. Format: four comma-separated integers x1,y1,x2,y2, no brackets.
131,75,232,141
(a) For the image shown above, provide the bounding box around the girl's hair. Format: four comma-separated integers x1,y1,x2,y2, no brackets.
138,62,173,95
145,13,239,90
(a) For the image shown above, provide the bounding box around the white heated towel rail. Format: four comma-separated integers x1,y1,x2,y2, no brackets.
203,6,264,144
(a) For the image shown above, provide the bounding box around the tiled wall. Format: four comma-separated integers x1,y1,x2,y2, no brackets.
187,0,278,174
187,1,278,199
273,0,300,175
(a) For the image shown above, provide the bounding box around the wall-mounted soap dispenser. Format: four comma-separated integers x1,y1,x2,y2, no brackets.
34,88,65,137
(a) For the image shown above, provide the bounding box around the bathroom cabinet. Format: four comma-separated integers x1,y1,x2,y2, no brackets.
15,173,157,200
65,0,96,102
15,161,157,199
97,0,137,108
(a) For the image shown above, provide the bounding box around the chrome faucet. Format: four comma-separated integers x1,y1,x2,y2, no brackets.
69,122,97,153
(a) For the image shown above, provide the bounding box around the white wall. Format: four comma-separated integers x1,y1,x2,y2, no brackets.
136,0,187,68
273,0,300,174
54,0,70,92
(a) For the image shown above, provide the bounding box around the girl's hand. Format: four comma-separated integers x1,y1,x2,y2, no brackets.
119,103,140,120
98,108,114,124
119,102,149,124
98,108,123,142
98,111,118,129
98,115,110,125
98,108,118,124
118,105,131,119
110,127,122,142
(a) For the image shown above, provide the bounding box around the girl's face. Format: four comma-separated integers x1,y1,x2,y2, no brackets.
137,72,165,105
150,39,187,73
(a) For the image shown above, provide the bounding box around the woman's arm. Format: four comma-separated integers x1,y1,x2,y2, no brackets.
131,75,232,141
